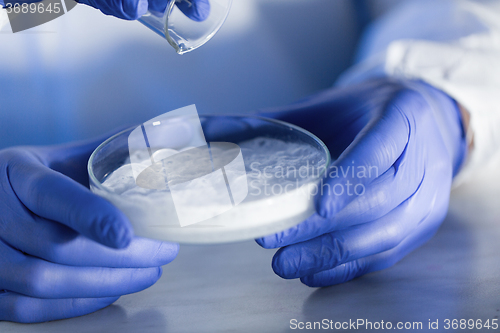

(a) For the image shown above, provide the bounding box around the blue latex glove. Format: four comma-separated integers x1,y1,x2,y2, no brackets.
77,0,210,21
0,135,179,323
256,78,467,287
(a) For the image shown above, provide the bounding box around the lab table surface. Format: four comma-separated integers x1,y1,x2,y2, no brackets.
2,161,500,333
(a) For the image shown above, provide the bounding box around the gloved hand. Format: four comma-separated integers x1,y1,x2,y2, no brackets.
256,78,467,287
77,0,210,21
0,134,179,323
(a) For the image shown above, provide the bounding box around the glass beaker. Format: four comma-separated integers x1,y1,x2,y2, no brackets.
138,0,232,54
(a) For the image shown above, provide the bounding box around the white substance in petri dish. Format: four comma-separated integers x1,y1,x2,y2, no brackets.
98,137,326,244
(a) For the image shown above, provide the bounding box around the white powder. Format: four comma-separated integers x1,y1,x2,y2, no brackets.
97,137,326,243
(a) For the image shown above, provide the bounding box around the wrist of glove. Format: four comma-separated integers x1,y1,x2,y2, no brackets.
0,134,178,323
255,78,467,287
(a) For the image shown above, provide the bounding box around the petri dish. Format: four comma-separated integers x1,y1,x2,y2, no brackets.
88,115,330,244
139,0,232,54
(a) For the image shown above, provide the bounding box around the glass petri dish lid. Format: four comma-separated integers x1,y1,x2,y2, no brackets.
88,115,330,244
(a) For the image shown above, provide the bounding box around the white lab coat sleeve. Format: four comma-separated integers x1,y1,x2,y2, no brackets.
337,0,500,183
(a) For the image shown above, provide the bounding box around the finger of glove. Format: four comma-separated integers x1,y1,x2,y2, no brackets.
274,168,450,281
175,0,210,22
7,151,133,249
271,173,436,279
315,91,416,219
78,0,148,20
300,210,443,288
256,149,423,249
1,212,178,267
0,240,162,299
146,0,210,21
37,133,120,187
0,291,119,323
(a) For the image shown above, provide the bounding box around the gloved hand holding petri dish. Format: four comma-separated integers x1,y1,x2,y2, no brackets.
88,105,330,244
